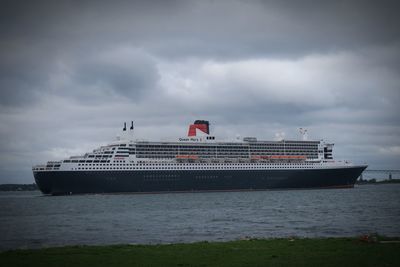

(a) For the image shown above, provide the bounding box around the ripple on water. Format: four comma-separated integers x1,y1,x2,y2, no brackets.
0,184,399,250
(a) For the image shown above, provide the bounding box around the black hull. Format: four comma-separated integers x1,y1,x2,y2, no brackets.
34,166,367,195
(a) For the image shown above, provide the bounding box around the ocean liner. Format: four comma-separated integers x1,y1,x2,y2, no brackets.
33,120,367,195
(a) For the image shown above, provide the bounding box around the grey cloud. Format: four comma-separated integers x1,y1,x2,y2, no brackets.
154,48,400,125
67,48,160,101
0,42,57,106
0,0,400,183
2,1,399,59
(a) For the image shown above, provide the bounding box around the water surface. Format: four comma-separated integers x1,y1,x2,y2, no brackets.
0,184,399,250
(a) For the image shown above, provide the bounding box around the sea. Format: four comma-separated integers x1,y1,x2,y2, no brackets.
0,184,399,251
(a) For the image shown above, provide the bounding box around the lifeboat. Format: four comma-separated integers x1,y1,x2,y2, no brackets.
176,155,199,160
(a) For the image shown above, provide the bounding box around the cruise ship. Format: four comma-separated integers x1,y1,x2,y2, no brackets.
33,120,367,195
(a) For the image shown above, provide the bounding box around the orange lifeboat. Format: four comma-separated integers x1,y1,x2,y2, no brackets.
176,155,199,160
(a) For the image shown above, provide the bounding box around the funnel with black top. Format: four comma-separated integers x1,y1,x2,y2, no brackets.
188,120,210,136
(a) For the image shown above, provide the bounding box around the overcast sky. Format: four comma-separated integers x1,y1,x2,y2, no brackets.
1,0,399,183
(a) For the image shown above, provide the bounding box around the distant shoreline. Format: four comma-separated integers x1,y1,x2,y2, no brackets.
0,184,38,191
356,179,400,185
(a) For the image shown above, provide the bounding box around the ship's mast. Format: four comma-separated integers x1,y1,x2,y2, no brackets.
119,121,135,141
299,128,308,141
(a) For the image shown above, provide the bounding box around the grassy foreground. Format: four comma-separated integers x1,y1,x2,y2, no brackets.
1,237,399,267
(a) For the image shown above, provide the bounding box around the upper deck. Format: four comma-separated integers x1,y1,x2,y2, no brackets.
33,120,337,171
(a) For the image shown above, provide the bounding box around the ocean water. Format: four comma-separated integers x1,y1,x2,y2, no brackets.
0,184,399,251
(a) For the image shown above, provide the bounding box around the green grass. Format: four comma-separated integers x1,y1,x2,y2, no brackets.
1,237,399,267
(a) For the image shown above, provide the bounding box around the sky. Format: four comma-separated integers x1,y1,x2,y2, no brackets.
0,0,399,183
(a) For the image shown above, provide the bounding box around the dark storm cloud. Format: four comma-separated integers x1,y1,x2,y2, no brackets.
0,41,56,105
132,0,400,59
2,0,399,56
0,0,400,183
1,0,399,105
59,48,160,102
